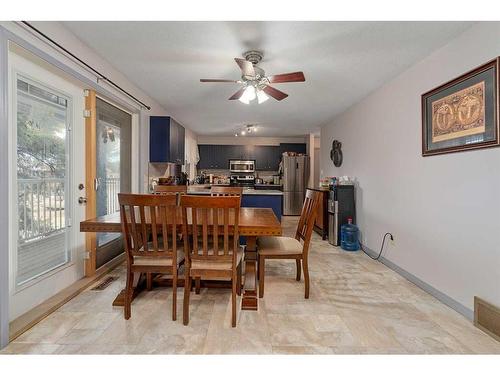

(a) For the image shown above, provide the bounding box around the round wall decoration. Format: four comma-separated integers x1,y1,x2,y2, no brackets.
330,140,343,167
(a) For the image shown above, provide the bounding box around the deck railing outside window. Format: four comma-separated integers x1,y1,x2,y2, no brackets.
104,176,120,214
18,177,120,243
18,178,66,243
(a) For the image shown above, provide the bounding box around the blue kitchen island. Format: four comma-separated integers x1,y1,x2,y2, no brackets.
187,186,282,221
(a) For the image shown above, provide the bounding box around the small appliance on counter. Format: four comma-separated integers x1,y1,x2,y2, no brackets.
194,174,206,184
328,184,355,246
148,162,183,192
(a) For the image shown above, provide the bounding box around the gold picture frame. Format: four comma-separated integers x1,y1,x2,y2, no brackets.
422,58,499,156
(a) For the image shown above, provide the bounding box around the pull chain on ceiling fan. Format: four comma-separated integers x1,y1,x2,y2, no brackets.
200,50,305,103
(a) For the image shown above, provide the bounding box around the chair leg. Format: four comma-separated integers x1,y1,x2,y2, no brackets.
146,273,153,291
231,273,237,327
257,254,260,280
195,277,201,294
258,256,265,298
236,262,242,296
303,257,310,299
296,259,301,281
183,275,191,326
124,268,134,320
172,272,177,321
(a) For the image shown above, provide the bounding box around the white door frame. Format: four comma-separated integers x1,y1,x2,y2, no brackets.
0,27,11,349
8,47,86,321
0,24,142,348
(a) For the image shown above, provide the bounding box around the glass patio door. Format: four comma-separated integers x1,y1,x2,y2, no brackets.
15,76,71,286
95,98,131,268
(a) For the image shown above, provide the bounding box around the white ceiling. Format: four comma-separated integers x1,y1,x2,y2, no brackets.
62,21,472,136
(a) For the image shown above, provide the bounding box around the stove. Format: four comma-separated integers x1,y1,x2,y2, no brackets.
230,174,255,187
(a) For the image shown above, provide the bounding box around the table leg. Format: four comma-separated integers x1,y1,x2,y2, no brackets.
241,236,258,310
112,272,144,307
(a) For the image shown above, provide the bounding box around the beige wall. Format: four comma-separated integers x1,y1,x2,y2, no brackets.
320,22,500,314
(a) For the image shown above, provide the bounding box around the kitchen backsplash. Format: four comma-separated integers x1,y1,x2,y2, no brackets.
197,169,279,184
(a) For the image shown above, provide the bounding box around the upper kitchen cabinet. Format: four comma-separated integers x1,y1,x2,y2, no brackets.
256,146,281,171
279,142,307,155
198,145,229,169
149,116,185,164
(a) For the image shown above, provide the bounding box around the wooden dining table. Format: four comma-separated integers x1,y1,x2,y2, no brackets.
80,207,282,311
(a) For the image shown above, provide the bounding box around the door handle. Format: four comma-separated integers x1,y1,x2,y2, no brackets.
94,178,101,191
78,197,87,205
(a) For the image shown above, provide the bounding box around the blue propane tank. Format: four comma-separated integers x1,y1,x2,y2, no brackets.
340,218,359,251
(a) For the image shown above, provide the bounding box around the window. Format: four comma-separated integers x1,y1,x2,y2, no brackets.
15,76,71,286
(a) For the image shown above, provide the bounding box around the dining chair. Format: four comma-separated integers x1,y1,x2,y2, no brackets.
180,195,243,327
118,193,184,321
210,186,243,196
189,186,242,294
257,189,321,299
149,184,187,289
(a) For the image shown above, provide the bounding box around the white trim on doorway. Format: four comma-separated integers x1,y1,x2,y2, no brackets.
0,27,11,350
0,24,144,349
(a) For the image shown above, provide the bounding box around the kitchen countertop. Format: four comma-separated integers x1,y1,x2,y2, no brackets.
307,187,330,192
188,186,283,196
254,183,282,187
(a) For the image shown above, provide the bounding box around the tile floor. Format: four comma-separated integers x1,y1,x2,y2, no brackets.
2,217,500,354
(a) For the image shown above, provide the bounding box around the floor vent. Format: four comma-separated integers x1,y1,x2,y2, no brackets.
91,276,118,291
474,296,500,342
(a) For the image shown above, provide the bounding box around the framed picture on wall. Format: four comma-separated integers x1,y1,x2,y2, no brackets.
421,57,499,156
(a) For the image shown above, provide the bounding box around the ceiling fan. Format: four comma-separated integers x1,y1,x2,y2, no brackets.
200,50,305,104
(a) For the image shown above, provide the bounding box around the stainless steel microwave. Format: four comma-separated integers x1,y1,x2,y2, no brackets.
229,160,255,173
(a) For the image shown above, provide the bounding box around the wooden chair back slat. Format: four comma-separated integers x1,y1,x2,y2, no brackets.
202,208,209,256
210,186,243,197
118,193,178,258
213,208,219,254
139,205,148,252
150,205,158,250
224,208,229,256
181,195,240,264
295,189,322,253
160,206,169,252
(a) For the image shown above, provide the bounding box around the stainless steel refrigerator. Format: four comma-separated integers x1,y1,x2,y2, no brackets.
282,155,309,215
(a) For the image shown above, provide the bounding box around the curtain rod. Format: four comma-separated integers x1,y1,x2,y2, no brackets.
21,21,151,110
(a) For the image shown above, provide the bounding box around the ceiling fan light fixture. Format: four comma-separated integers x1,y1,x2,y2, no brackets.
238,95,250,104
239,85,256,104
257,89,269,104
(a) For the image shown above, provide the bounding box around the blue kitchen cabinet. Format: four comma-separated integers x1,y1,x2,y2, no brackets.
279,142,307,155
197,143,306,171
256,146,281,171
241,194,282,221
150,116,185,164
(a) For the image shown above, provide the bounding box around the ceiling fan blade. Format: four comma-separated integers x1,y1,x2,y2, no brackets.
268,71,305,83
228,87,246,100
263,85,288,101
235,58,255,78
200,79,239,83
